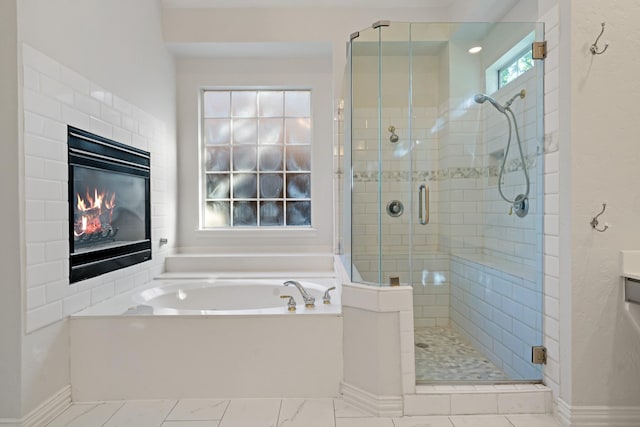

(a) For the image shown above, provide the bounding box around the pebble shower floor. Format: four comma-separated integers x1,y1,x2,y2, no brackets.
415,327,509,382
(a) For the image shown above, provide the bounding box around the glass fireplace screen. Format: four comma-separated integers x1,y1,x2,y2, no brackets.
68,126,151,283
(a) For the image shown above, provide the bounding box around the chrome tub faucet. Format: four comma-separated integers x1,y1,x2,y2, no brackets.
323,286,336,304
284,280,315,307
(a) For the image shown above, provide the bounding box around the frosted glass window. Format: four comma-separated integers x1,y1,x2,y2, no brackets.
233,173,257,198
232,147,257,171
259,118,284,145
285,118,311,144
204,119,230,145
205,147,230,172
260,201,284,226
203,92,230,118
285,91,311,117
286,173,311,199
233,201,257,226
232,91,257,117
259,91,284,117
204,201,230,227
233,119,257,144
260,174,283,198
201,89,311,228
206,174,230,199
286,201,311,226
286,146,311,171
259,147,283,171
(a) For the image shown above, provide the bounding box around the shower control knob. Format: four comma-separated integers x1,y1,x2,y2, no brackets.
386,200,404,217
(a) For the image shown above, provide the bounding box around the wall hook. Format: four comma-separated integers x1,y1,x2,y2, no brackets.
590,22,609,55
590,203,609,232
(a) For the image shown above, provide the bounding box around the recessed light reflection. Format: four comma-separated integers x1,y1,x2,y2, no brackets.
468,46,482,54
420,270,447,286
433,272,446,285
177,290,187,300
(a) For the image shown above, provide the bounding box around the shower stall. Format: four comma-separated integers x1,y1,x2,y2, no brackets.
338,21,545,383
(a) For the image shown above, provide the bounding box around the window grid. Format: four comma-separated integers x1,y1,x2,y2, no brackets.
202,90,311,228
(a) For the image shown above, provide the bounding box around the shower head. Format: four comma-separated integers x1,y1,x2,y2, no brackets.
474,93,505,113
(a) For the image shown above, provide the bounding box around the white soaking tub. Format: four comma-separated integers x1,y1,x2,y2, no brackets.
70,255,342,401
131,278,339,315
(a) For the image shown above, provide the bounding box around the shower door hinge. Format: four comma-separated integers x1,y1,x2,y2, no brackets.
372,20,390,29
532,346,547,364
532,41,547,60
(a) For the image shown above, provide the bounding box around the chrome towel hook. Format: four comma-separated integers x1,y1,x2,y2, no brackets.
590,22,609,55
590,202,609,232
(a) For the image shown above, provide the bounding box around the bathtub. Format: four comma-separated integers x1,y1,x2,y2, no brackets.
129,278,340,315
70,259,343,401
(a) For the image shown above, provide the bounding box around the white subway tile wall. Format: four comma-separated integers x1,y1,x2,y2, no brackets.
22,44,172,332
451,255,542,380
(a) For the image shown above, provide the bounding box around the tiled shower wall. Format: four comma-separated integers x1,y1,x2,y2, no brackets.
451,255,542,380
351,65,540,332
23,44,172,332
447,67,543,378
351,105,449,328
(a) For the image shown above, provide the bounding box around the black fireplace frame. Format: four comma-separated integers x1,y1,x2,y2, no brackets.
68,126,152,283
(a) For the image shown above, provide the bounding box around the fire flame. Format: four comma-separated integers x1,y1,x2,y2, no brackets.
73,188,116,237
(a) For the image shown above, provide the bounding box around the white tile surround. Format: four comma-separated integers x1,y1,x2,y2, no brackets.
45,397,562,427
22,44,173,332
451,255,542,380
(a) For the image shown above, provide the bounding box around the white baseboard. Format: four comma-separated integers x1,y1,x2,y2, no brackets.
341,382,403,417
558,398,640,426
0,386,71,427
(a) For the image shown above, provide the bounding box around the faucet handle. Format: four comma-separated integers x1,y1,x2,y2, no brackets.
323,287,336,304
280,295,296,311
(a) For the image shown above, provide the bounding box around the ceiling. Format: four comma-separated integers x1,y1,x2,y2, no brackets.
162,0,456,8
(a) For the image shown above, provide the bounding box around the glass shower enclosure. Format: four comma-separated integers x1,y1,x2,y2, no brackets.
339,21,545,383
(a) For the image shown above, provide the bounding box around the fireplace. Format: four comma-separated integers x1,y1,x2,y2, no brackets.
68,126,151,283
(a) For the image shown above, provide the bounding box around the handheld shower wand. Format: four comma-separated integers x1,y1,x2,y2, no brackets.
474,89,530,217
473,93,505,113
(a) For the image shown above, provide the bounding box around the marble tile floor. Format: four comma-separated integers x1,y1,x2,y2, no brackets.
45,397,562,427
415,327,510,382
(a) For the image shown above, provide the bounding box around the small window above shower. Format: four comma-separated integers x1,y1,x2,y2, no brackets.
498,47,534,89
485,31,536,94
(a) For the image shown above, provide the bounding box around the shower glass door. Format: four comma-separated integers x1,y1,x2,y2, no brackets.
348,21,545,383
350,22,414,286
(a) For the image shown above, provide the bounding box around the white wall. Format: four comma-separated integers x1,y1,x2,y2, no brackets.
20,0,175,127
9,0,177,418
162,5,539,106
566,0,640,409
0,0,22,419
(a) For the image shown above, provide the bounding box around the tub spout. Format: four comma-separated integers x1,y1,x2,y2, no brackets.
284,280,315,307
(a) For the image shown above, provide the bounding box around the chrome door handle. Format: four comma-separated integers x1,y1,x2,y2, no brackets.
418,184,429,225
